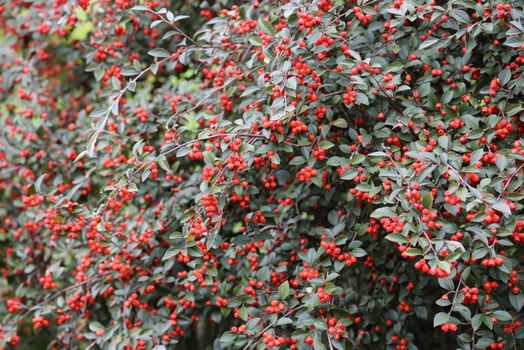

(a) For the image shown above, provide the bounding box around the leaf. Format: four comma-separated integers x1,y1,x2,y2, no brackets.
89,107,107,119
454,305,471,321
151,63,158,75
176,146,191,158
420,37,439,50
276,317,293,326
130,5,149,11
289,156,306,166
499,69,511,86
278,281,290,300
495,155,507,172
163,247,181,260
121,67,139,76
470,149,484,164
385,233,409,244
141,168,151,182
492,201,511,217
241,86,259,97
433,312,449,327
371,207,396,218
437,261,451,274
326,157,346,166
148,48,170,58
285,77,297,90
220,332,237,344
422,193,433,209
438,277,454,291
509,293,523,312
89,321,104,332
111,76,121,90
404,248,423,256
450,9,469,23
340,169,358,180
150,19,163,28
438,135,449,150
319,140,335,150
333,119,348,128
442,90,454,104
259,20,274,35
492,310,512,322
472,314,482,330
368,151,388,157
350,154,366,165
110,101,119,116
482,314,493,329
351,248,367,257
355,93,369,106
172,15,190,23
507,103,524,117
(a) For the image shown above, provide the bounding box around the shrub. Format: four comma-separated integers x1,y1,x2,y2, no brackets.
1,0,524,349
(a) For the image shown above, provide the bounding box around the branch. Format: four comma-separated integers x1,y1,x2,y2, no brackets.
88,55,172,156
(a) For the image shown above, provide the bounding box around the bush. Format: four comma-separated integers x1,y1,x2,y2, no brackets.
1,0,524,349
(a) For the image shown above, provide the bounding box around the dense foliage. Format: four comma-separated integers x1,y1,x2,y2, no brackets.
1,0,524,349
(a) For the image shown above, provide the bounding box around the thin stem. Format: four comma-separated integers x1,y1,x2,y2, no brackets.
447,272,464,316
497,162,524,200
242,305,305,350
90,55,171,155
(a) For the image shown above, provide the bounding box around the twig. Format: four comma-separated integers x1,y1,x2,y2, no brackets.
327,330,335,350
242,305,305,350
447,272,464,316
497,162,524,200
89,55,171,155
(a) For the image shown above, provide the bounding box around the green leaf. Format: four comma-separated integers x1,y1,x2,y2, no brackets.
278,281,290,300
121,67,139,76
499,69,511,86
437,261,451,274
89,107,107,119
340,169,358,180
176,146,191,158
289,156,306,166
276,317,293,326
148,48,170,58
422,193,433,209
350,154,366,165
420,37,439,50
438,135,449,150
130,5,149,11
492,310,512,322
333,119,348,128
385,233,409,244
492,201,511,217
404,248,423,256
319,140,335,150
433,312,449,327
220,332,237,344
259,20,275,35
472,314,482,330
482,314,493,329
507,103,524,117
285,77,297,90
509,293,523,312
371,207,396,218
163,247,181,260
495,155,507,172
454,305,471,321
171,15,190,23
89,321,104,332
450,9,469,23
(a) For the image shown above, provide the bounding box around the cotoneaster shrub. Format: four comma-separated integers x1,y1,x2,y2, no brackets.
1,0,524,349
